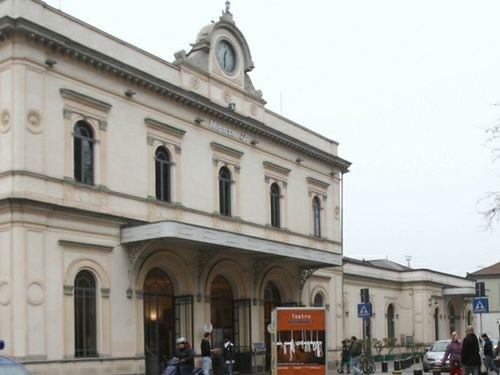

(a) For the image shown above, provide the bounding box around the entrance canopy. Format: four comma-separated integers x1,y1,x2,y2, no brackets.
121,220,342,267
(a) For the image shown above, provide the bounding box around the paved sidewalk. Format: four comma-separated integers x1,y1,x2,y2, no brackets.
373,362,424,375
327,361,425,375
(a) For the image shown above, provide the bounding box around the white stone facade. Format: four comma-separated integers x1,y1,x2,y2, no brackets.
0,1,348,374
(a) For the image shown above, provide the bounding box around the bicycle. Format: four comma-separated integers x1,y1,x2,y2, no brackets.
359,353,376,375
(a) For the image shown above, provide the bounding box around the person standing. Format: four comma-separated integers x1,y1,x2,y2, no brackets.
201,332,212,375
175,337,195,375
461,326,481,375
350,336,363,375
442,331,462,375
223,337,235,375
339,339,351,374
481,334,499,375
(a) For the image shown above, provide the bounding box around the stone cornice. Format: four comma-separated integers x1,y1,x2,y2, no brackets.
144,118,186,138
0,16,351,173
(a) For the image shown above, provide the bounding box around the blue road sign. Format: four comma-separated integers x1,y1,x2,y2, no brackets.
472,297,489,313
357,303,372,318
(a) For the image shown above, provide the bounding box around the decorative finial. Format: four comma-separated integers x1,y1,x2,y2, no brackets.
220,0,234,23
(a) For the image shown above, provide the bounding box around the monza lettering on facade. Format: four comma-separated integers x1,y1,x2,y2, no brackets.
208,120,249,142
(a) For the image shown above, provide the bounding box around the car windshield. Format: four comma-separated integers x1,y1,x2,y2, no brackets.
431,342,449,351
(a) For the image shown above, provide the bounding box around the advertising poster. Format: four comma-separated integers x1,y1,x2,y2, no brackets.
272,307,326,375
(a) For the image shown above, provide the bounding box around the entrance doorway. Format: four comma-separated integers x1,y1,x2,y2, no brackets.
211,275,234,348
143,268,174,375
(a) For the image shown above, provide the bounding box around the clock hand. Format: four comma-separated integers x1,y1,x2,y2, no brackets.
224,50,227,68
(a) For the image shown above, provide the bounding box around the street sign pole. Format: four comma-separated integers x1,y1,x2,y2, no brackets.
480,312,483,335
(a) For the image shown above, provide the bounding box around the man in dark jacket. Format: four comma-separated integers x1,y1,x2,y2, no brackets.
350,336,363,375
481,334,499,375
461,326,481,375
200,332,212,375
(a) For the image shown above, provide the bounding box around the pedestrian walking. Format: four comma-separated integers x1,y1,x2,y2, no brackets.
461,326,481,375
350,336,363,375
442,331,462,375
223,337,235,375
339,339,351,374
201,332,213,375
481,334,499,375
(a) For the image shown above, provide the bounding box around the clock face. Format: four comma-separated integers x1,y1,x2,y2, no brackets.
216,40,236,73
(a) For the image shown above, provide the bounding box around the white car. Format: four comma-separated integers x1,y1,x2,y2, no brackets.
423,340,451,372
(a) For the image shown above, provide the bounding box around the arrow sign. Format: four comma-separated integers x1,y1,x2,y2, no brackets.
473,297,489,313
357,303,372,318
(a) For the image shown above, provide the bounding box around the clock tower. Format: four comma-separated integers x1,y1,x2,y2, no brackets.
173,1,265,115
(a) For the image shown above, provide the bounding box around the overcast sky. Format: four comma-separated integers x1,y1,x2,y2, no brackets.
42,0,500,277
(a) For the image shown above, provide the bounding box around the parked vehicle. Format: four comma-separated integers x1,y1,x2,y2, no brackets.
0,340,32,375
423,340,451,372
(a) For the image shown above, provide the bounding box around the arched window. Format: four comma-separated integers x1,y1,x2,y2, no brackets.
270,183,281,228
74,270,97,358
387,304,395,338
155,147,171,202
219,167,232,216
312,196,321,237
74,121,94,185
313,293,324,307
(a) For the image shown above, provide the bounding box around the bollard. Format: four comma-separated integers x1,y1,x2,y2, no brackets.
394,360,401,371
382,361,388,373
414,370,423,375
415,356,420,364
431,367,441,375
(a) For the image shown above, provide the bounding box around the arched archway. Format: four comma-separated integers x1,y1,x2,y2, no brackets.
143,268,174,375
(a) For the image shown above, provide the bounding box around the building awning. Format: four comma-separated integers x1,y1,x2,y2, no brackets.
443,287,475,296
121,221,342,267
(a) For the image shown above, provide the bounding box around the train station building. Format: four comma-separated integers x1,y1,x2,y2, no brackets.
0,1,475,374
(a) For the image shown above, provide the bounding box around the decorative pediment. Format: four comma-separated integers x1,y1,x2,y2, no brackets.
144,118,186,139
210,142,244,159
306,177,330,190
60,89,112,113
